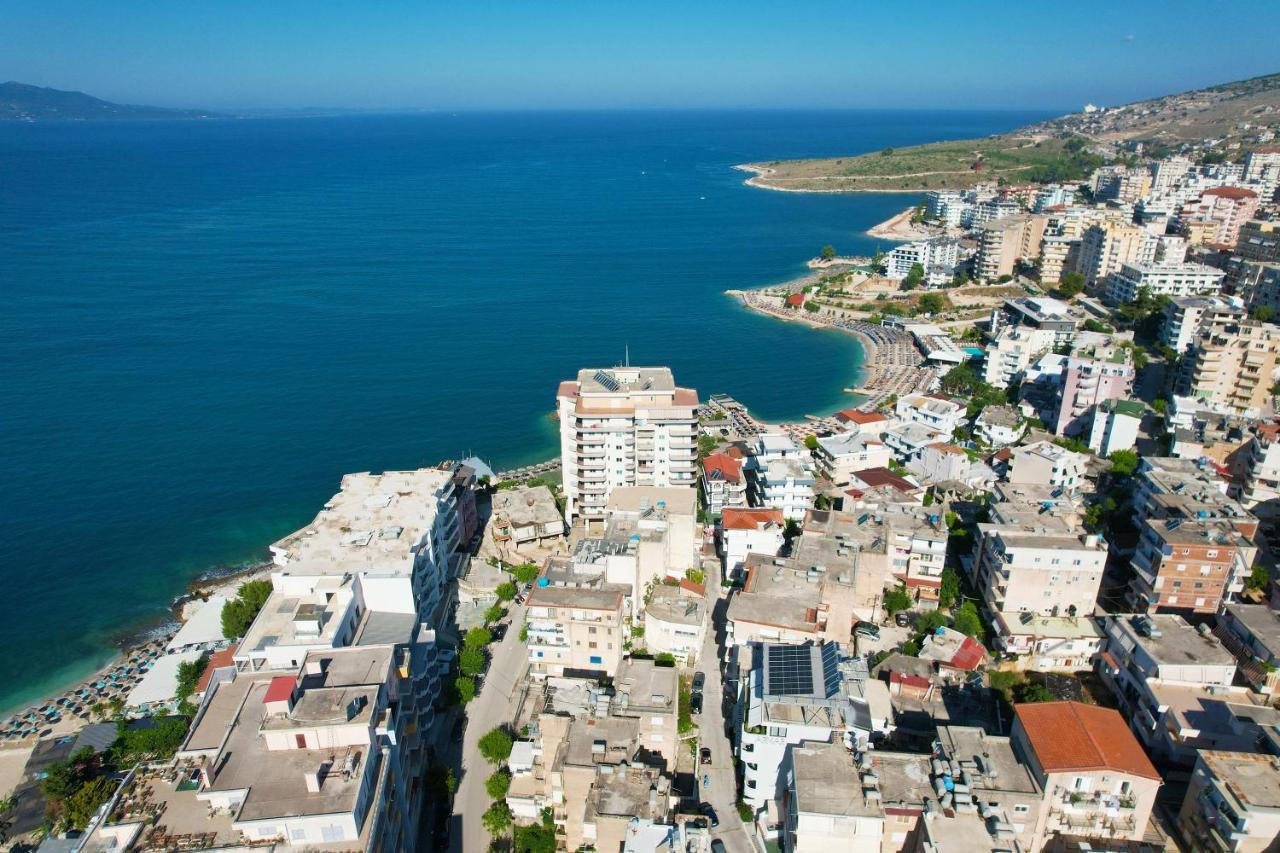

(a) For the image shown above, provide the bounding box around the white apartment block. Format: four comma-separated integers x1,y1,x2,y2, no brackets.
812,432,892,486
895,393,965,436
983,326,1056,387
974,405,1025,448
557,366,698,524
719,507,786,578
1076,222,1158,286
1008,440,1088,492
884,236,960,281
1179,751,1280,853
972,522,1107,621
754,457,815,521
1161,295,1246,354
1088,398,1142,457
1104,261,1225,305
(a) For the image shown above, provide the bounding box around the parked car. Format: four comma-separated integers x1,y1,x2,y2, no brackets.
699,747,712,765
854,621,880,640
692,671,706,692
690,693,703,715
711,841,727,853
895,611,911,628
700,803,720,828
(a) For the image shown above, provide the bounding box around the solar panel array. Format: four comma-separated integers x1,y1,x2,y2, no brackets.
766,645,815,697
593,369,620,392
820,643,842,698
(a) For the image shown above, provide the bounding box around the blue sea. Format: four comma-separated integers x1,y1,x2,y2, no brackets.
0,109,1048,713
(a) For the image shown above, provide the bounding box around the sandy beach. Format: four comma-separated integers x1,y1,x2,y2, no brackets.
865,206,940,241
0,563,271,751
733,163,938,195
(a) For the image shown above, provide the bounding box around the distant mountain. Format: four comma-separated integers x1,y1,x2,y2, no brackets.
0,82,221,121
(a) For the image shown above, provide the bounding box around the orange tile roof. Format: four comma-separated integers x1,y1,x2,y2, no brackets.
1203,186,1258,200
927,442,968,456
721,507,784,531
674,387,699,406
836,409,889,424
702,452,743,484
195,644,237,694
1015,701,1160,780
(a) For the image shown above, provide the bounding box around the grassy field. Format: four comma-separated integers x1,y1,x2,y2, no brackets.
741,135,1090,192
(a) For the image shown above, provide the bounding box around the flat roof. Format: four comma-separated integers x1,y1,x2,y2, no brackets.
613,658,678,712
644,586,704,627
790,741,879,818
1222,603,1280,650
1111,614,1237,667
492,485,563,527
1202,751,1280,810
606,486,696,516
936,725,1040,794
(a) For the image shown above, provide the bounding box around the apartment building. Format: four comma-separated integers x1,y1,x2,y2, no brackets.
813,432,892,486
642,584,706,665
1011,702,1161,849
834,407,893,436
976,214,1047,280
1129,455,1259,537
737,641,892,809
1216,603,1280,696
1236,219,1280,263
1185,319,1280,416
177,644,423,851
1128,517,1256,613
974,405,1025,448
753,456,816,520
701,450,747,516
783,740,884,853
972,521,1107,621
490,484,565,549
1076,222,1158,286
1008,440,1088,492
525,563,627,678
873,504,949,605
1179,751,1280,853
924,189,968,227
884,236,960,282
1233,259,1280,319
268,468,466,630
989,296,1079,348
1161,295,1246,354
895,393,966,436
992,613,1105,672
1054,346,1135,436
557,366,698,524
1087,398,1142,456
982,326,1056,387
1093,165,1152,204
1181,186,1261,246
1235,425,1280,522
1103,261,1225,305
930,724,1044,851
720,507,786,578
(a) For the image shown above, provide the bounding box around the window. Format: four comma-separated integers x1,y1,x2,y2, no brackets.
291,829,306,841
295,734,307,749
588,642,598,649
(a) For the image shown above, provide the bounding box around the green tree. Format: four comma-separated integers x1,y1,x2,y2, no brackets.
1014,682,1056,703
903,639,920,656
938,568,960,609
175,654,209,714
495,582,517,602
455,676,477,704
484,604,505,624
917,610,948,635
482,800,512,835
902,263,925,291
1247,562,1272,591
917,292,945,315
821,245,837,261
64,776,116,831
1109,449,1139,476
882,586,913,615
220,579,274,640
803,434,819,451
478,727,514,764
465,626,493,651
459,647,486,677
952,601,985,640
513,812,558,853
1255,305,1276,323
485,769,512,799
114,716,191,759
512,562,540,584
1053,271,1086,298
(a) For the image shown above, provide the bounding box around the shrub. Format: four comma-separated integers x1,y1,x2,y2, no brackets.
465,626,493,651
952,601,985,640
114,716,190,759
882,586,912,615
495,582,517,602
455,676,477,704
512,562,540,584
484,604,505,624
459,647,486,677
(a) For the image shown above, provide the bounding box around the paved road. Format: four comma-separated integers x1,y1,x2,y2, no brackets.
696,560,755,853
448,605,528,853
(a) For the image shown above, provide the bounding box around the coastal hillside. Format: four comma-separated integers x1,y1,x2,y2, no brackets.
741,71,1280,192
0,81,219,121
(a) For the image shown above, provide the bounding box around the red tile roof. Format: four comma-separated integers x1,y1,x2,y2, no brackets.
721,507,784,531
1015,701,1160,780
847,467,917,493
927,442,968,456
1203,186,1258,200
702,452,743,484
195,645,237,694
836,408,889,425
948,637,986,671
678,579,706,597
264,675,296,705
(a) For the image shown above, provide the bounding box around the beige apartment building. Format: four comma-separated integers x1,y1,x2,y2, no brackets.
1185,319,1280,415
1075,222,1158,286
1178,750,1280,852
557,366,698,524
977,214,1048,280
525,575,627,678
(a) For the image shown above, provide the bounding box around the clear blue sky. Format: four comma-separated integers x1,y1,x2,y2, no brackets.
3,0,1278,111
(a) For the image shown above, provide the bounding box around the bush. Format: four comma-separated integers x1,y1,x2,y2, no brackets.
175,654,209,714
654,652,676,667
114,716,190,759
478,727,514,764
220,579,273,640
484,604,506,624
495,582,517,602
511,562,540,584
952,601,985,640
938,568,960,609
513,811,557,853
1109,449,1139,476
1014,682,1056,703
678,681,694,733
903,639,920,656
455,676,477,704
485,769,512,799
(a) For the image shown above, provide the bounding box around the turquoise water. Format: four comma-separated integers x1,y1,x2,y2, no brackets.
0,109,1047,713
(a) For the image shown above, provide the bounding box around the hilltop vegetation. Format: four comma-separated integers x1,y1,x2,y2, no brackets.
0,81,219,121
742,71,1280,192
